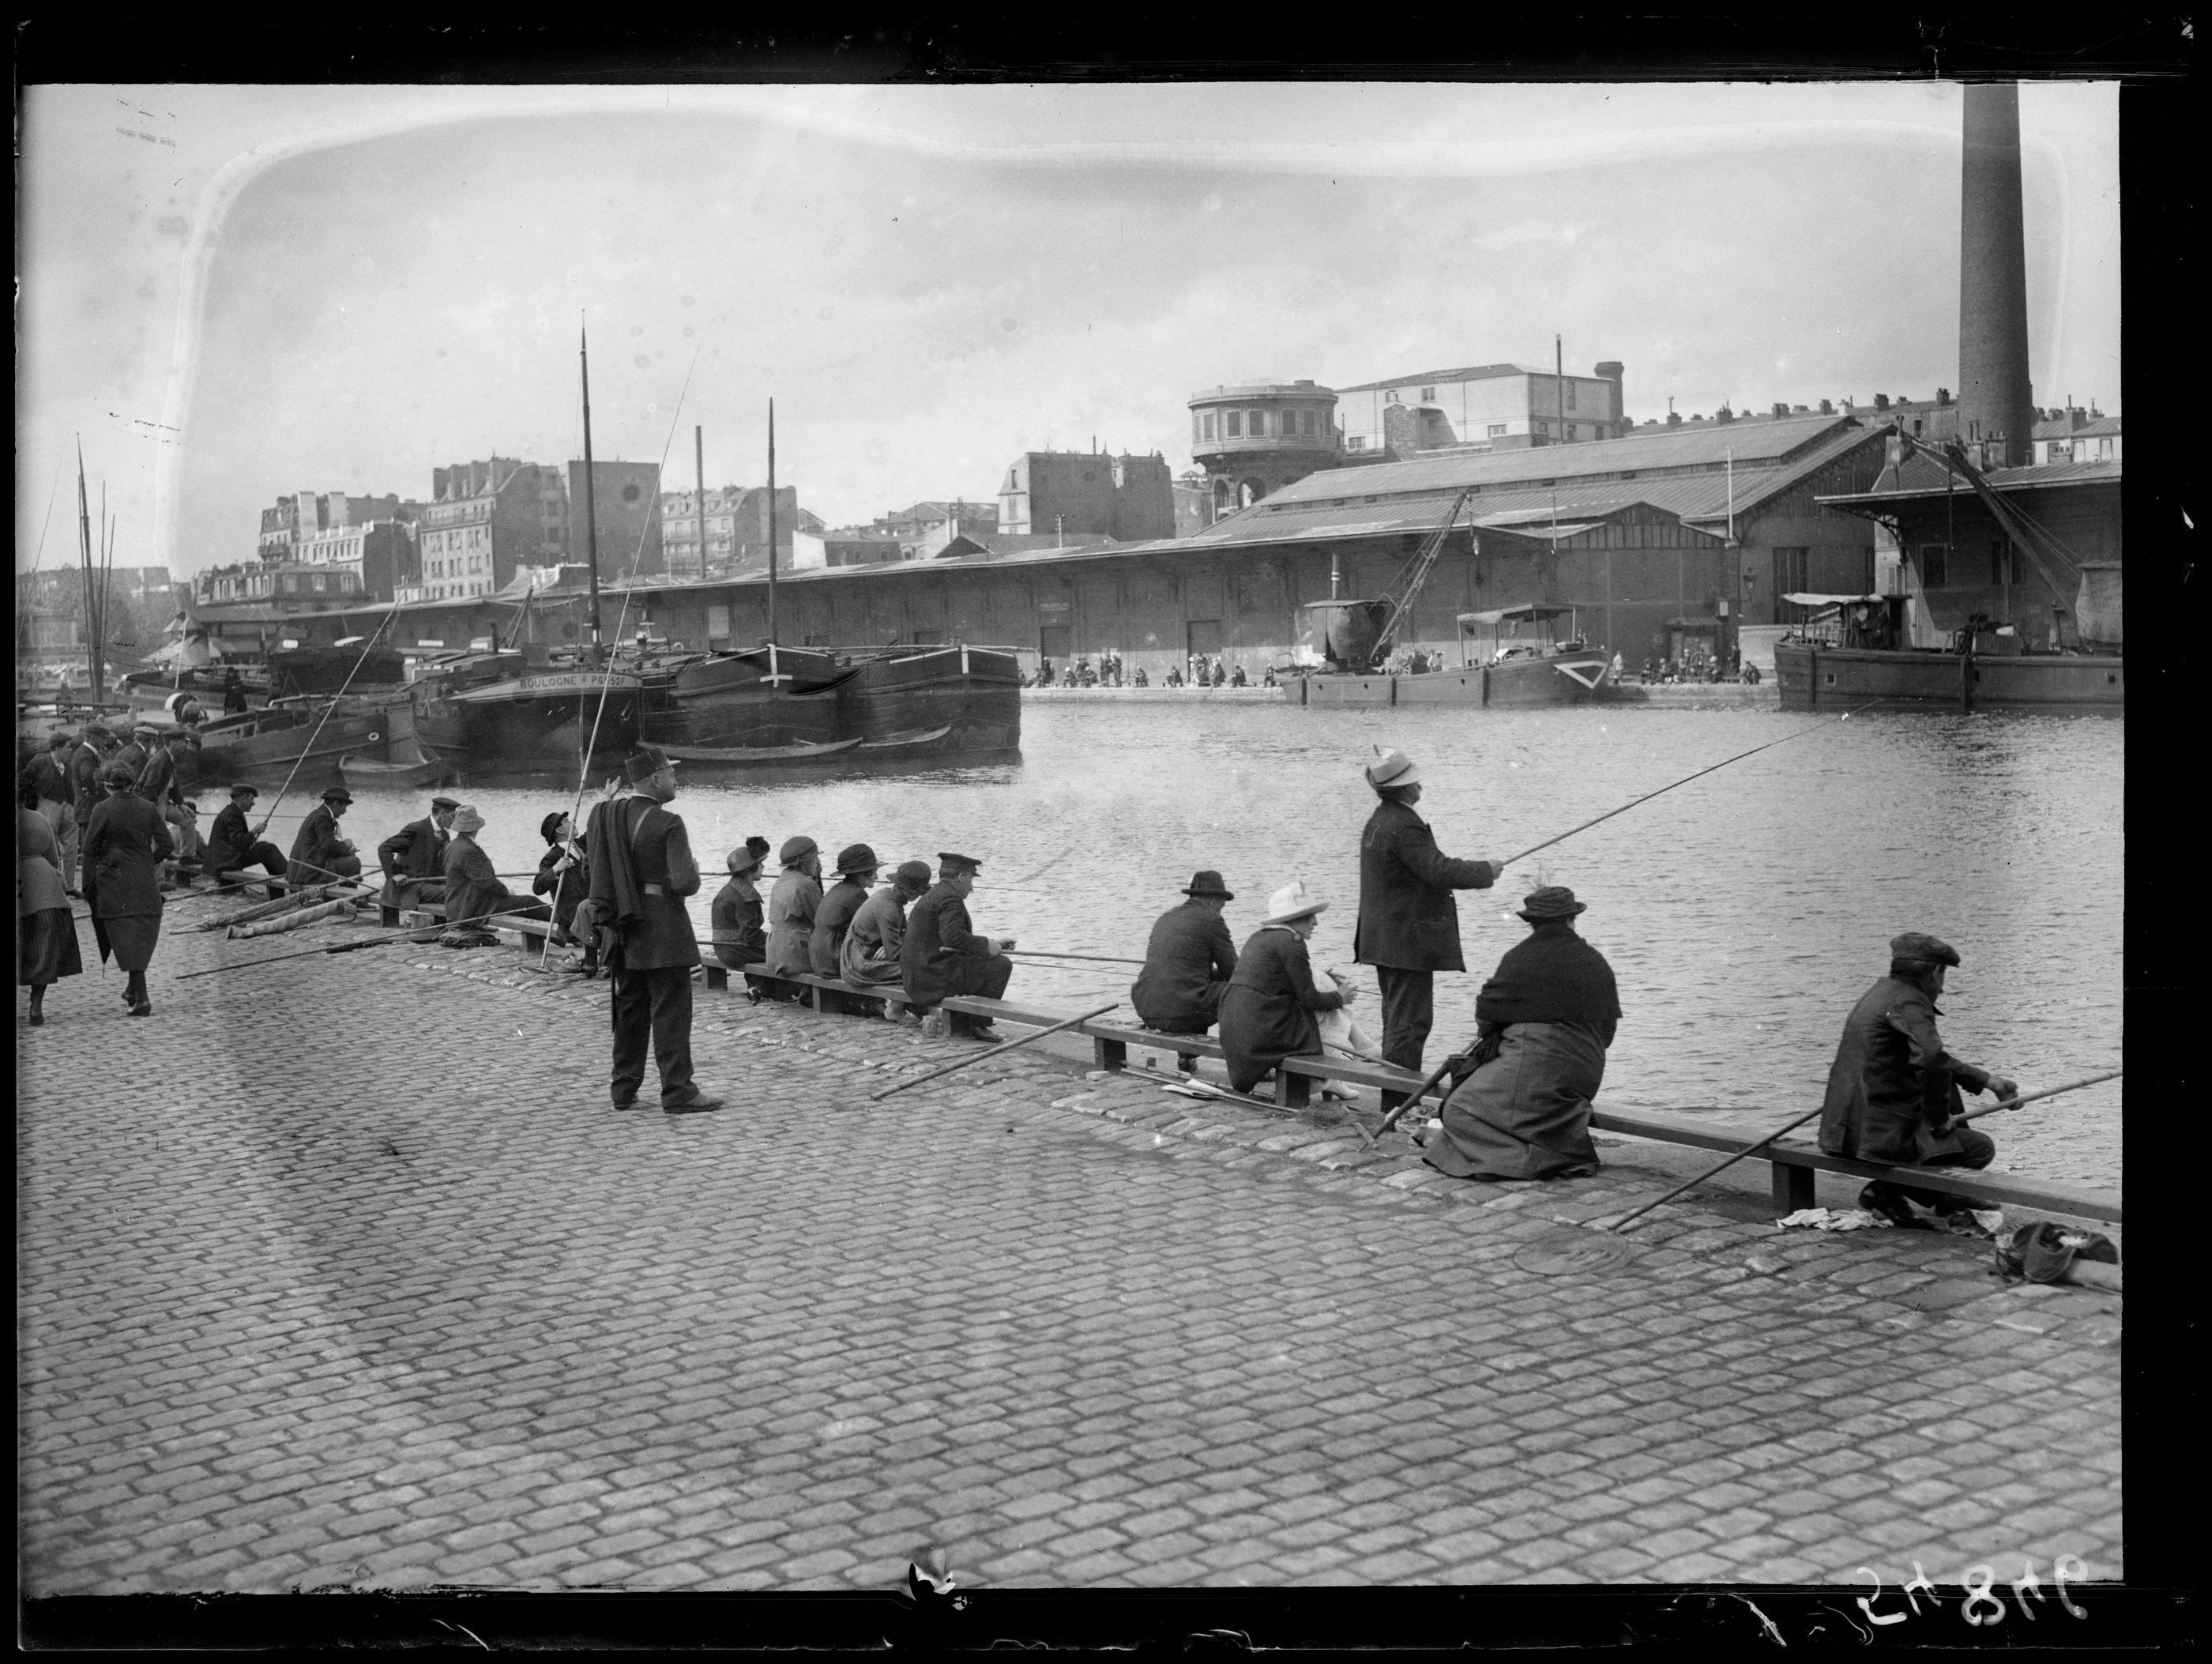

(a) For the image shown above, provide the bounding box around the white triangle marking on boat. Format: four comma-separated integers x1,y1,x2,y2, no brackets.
1554,661,1608,690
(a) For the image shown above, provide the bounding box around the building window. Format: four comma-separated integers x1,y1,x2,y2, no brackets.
1919,544,1948,589
1250,410,1266,435
1202,412,1216,442
1225,412,1240,438
1772,547,1810,624
2097,438,2113,459
1420,387,1436,403
1488,424,1508,438
1345,436,1366,452
1990,540,2021,585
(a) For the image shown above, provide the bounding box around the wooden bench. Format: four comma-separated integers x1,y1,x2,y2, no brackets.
712,961,920,1017
1588,1105,2124,1224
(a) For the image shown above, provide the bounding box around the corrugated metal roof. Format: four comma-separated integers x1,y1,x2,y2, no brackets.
1262,412,1864,505
2032,413,2121,440
1818,455,2123,506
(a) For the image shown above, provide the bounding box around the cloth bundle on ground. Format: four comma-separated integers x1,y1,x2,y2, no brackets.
1995,1221,2119,1285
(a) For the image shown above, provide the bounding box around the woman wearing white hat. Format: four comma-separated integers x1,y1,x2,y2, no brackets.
1218,880,1354,1095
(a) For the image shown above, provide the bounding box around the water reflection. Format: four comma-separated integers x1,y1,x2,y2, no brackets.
337,702,2121,1188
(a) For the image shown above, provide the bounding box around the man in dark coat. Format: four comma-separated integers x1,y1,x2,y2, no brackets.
1352,746,1503,1112
81,762,172,1016
1218,881,1348,1094
289,785,364,884
203,782,288,894
70,725,115,840
1819,932,2016,1229
222,669,250,713
811,843,880,977
583,745,720,1114
21,732,77,893
901,852,1014,1040
112,725,155,787
378,792,458,909
135,731,202,868
1131,870,1240,1070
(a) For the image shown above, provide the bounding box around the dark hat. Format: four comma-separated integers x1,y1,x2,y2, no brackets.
321,785,354,804
103,762,137,787
779,835,818,865
1181,870,1235,900
86,721,114,738
834,841,880,876
229,782,259,799
624,744,675,784
179,800,200,815
746,835,771,861
47,730,73,747
1518,886,1588,921
938,851,982,875
540,811,568,844
894,859,933,889
1890,932,1961,968
431,794,461,811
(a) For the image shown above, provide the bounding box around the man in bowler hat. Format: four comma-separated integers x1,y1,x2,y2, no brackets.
1819,932,2015,1231
1353,746,1503,1112
1131,871,1240,1072
583,744,721,1113
901,852,1015,1040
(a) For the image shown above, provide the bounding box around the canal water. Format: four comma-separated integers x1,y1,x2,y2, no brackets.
326,698,2124,1191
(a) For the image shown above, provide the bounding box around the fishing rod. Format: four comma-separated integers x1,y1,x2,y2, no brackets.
868,1003,1120,1102
1497,701,1882,869
1005,948,1146,967
165,866,386,906
1604,1068,2124,1235
171,905,532,981
250,605,402,838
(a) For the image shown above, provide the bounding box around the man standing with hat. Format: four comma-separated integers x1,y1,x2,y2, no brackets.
1818,932,2015,1232
204,783,289,895
1131,871,1241,1070
811,844,880,977
901,852,1015,1040
20,732,77,893
710,837,772,969
378,792,460,910
582,744,720,1114
765,836,824,980
113,725,157,788
289,785,364,885
841,859,931,997
1422,887,1620,1183
1353,746,1504,1113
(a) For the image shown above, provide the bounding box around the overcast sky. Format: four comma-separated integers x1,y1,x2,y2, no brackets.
19,81,2119,581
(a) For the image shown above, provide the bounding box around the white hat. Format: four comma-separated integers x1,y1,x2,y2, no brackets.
1262,880,1328,925
1365,745,1421,789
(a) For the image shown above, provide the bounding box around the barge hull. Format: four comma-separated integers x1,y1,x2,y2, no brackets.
1774,643,2124,710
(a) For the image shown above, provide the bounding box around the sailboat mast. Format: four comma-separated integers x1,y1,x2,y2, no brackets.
76,441,100,701
766,398,778,643
694,424,707,583
580,322,602,655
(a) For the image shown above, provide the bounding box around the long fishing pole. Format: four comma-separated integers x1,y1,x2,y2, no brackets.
1498,702,1880,869
172,905,531,981
869,1003,1120,1102
250,605,401,838
1604,1068,2124,1235
166,867,386,905
1004,948,1146,967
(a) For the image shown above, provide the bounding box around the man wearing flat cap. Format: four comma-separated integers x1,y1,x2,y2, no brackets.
765,836,824,980
583,744,720,1113
1353,745,1505,1113
203,783,289,896
1818,932,2016,1229
1131,871,1241,1068
811,843,880,978
289,785,364,885
901,853,1016,1039
378,792,460,911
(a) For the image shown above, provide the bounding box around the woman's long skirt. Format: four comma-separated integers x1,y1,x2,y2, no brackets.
18,906,85,985
1423,1021,1609,1180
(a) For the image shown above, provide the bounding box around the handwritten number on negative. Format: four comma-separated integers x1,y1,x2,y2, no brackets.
1854,1568,1907,1626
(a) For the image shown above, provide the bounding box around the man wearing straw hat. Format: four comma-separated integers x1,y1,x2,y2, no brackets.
1818,932,2015,1231
1354,745,1504,1113
1218,880,1350,1095
582,744,720,1114
1131,870,1240,1069
901,852,1015,1040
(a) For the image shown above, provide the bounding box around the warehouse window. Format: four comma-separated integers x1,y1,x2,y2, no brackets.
1567,382,1578,409
1250,410,1267,435
1918,544,1948,589
1420,386,1436,402
1990,539,2020,585
1225,411,1240,438
1488,424,1507,438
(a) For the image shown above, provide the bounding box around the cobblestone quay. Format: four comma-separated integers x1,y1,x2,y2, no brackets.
20,915,2120,1594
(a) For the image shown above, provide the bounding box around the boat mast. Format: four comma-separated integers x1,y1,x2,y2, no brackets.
766,398,778,643
694,424,707,583
76,440,102,702
580,321,602,658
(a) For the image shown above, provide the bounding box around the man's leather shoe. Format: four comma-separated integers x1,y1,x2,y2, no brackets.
664,1095,724,1114
611,1097,638,1111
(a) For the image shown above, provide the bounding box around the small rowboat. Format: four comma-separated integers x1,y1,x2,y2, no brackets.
856,724,954,753
340,737,447,790
659,736,863,765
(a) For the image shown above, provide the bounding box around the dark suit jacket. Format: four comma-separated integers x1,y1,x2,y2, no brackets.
1352,797,1495,973
586,793,701,971
81,792,172,918
1219,925,1344,1080
21,752,70,804
290,804,356,874
1130,900,1239,1033
901,882,995,1006
204,803,259,875
379,818,450,883
70,743,109,820
1817,976,1992,1165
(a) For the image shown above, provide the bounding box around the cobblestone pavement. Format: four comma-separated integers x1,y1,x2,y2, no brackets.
19,910,2122,1594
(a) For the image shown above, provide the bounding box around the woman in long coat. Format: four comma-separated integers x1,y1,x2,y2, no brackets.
442,805,547,937
1422,887,1621,1182
764,837,822,978
79,762,172,1016
18,781,85,1024
1218,881,1350,1094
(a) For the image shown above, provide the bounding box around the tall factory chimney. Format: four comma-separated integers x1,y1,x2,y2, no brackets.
1958,83,2036,467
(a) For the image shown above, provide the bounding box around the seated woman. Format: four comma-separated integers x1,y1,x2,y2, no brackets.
711,837,771,968
442,804,551,938
1217,880,1351,1095
1423,886,1620,1182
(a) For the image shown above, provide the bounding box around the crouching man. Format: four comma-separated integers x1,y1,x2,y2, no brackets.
1818,932,2016,1232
